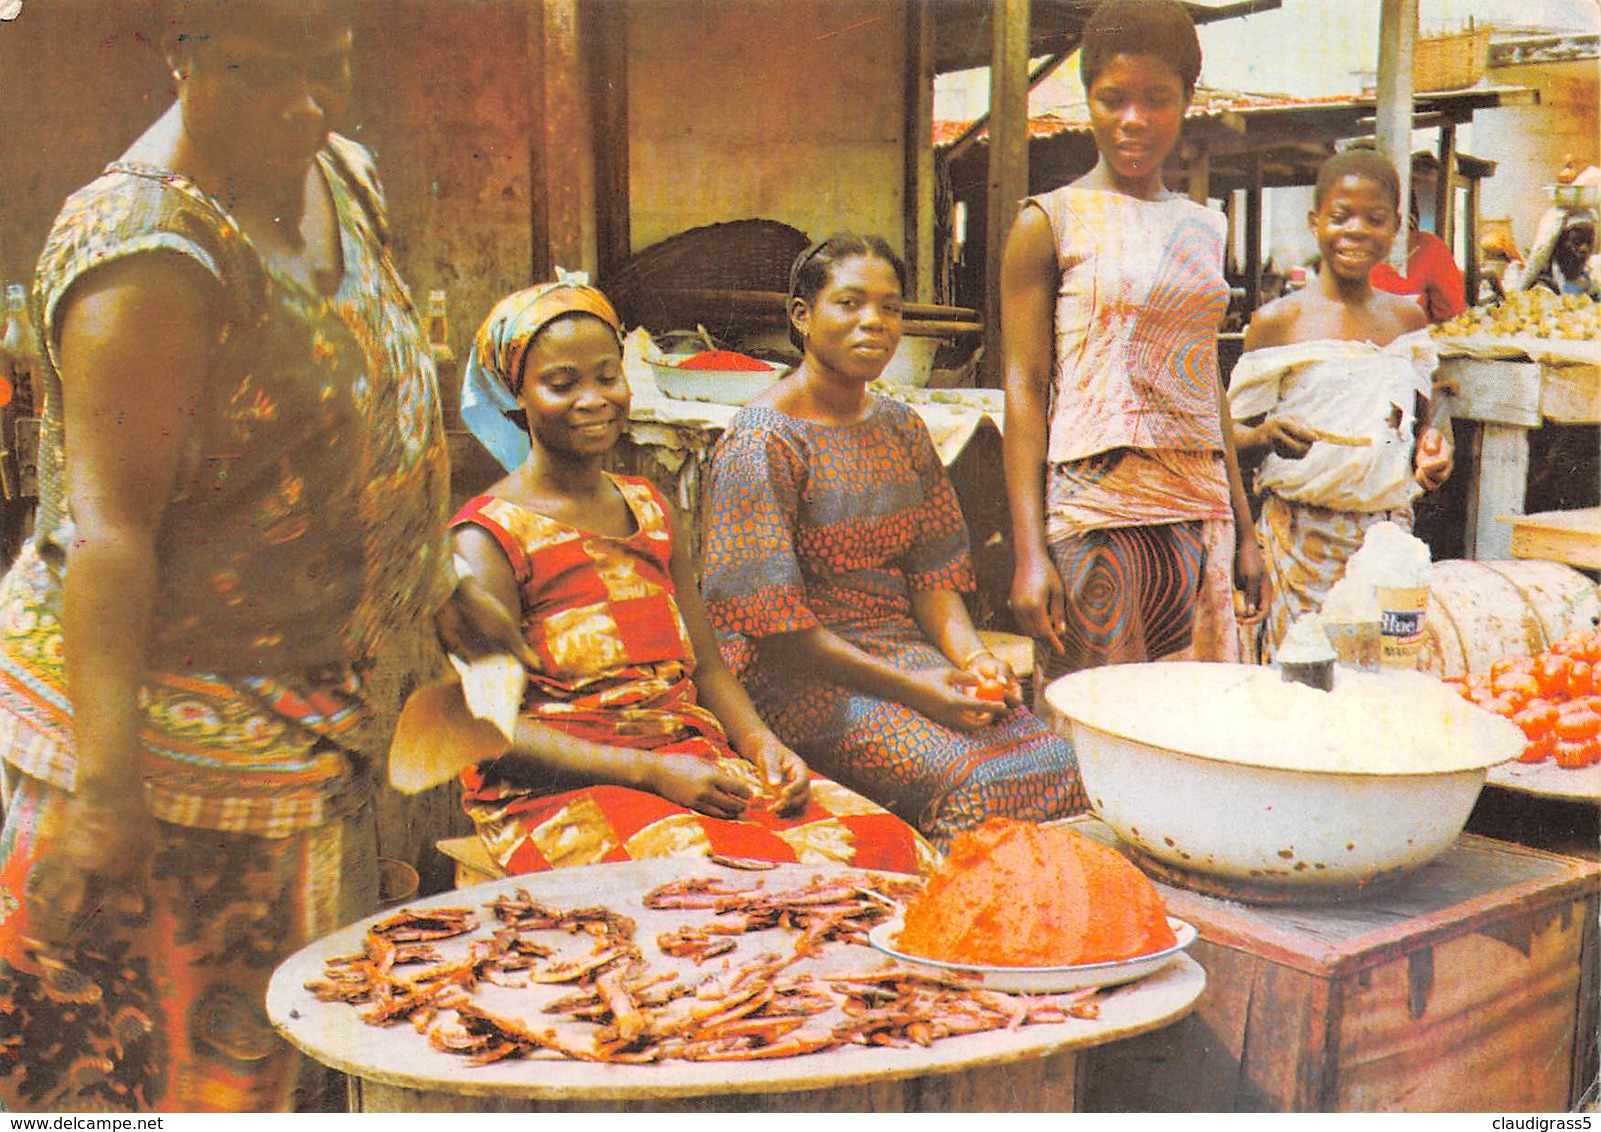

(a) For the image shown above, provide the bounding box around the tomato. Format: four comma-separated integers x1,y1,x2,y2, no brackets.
1476,696,1520,718
1568,659,1595,697
1534,653,1575,699
1512,701,1559,741
1554,707,1601,742
973,676,1008,703
1553,737,1600,770
1491,670,1540,707
1551,630,1591,658
1518,733,1555,764
1490,655,1535,680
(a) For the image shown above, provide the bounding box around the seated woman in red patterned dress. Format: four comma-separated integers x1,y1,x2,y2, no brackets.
699,235,1087,851
449,280,932,876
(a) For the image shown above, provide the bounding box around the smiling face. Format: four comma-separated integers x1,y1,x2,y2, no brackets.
1554,223,1596,277
791,254,904,385
517,314,629,461
173,4,353,194
1309,173,1401,284
1085,53,1189,195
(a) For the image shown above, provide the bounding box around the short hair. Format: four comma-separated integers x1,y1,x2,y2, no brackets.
1315,149,1402,210
1080,0,1202,97
787,234,907,352
152,0,346,55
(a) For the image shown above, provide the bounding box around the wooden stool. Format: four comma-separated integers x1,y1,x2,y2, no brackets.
434,835,506,889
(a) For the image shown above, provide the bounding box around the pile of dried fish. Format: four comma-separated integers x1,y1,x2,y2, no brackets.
305,872,1101,1066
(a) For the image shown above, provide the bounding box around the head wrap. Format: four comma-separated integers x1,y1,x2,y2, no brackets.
459,270,624,471
1514,206,1600,296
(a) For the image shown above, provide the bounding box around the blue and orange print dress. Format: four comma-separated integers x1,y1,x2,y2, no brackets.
702,399,1087,850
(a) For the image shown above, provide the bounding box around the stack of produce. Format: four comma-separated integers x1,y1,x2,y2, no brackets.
894,819,1175,967
1433,288,1601,341
1443,628,1601,768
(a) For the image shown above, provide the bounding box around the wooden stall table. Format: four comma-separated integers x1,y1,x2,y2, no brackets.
267,858,1204,1112
1508,507,1601,572
1066,819,1600,1113
1437,340,1600,562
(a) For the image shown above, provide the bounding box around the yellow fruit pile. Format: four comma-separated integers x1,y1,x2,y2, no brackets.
1434,289,1601,341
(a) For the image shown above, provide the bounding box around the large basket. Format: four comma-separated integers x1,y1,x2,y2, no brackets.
601,219,811,339
1414,26,1489,92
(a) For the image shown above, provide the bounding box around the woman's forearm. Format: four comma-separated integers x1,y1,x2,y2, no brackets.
1003,386,1053,568
762,626,924,706
1217,381,1257,538
495,716,654,792
910,588,986,668
61,525,162,796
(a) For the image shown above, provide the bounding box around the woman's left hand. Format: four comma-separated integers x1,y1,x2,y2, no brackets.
748,733,810,816
1413,427,1453,491
1234,537,1271,626
962,652,1023,708
436,574,540,668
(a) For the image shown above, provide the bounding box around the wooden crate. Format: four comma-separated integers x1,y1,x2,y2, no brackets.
1074,827,1599,1112
1509,508,1601,572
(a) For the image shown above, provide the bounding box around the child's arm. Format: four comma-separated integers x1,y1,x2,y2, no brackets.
453,524,759,820
665,506,809,816
1232,300,1318,461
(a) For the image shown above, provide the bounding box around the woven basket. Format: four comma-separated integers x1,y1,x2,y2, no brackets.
1414,26,1489,92
602,219,811,339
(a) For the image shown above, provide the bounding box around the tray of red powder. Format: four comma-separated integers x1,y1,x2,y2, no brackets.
866,819,1197,991
867,916,1196,993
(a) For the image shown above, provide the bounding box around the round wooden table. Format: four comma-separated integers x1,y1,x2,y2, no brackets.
267,858,1205,1112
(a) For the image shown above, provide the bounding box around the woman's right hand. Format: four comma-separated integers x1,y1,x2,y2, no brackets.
1009,551,1067,654
25,790,154,947
906,668,1005,733
645,754,756,820
1246,416,1317,460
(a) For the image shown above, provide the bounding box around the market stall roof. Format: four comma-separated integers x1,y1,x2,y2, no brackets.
937,84,1539,196
930,0,1282,74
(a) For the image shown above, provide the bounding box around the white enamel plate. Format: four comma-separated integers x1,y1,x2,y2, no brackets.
867,916,1197,994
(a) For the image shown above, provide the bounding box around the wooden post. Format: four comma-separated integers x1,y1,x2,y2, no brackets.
982,0,1030,386
1244,153,1262,318
533,0,598,278
1435,123,1456,240
1188,143,1211,205
587,0,631,279
905,0,937,303
1375,0,1418,273
1466,423,1530,560
1464,173,1483,304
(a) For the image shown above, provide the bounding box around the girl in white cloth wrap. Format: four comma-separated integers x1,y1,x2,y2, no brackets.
1230,149,1454,659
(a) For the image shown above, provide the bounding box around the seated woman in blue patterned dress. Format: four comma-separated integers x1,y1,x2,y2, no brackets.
700,234,1087,851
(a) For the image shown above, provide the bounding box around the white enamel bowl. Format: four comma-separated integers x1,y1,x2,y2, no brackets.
1044,663,1524,896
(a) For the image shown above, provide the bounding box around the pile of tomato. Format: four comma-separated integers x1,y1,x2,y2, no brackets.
1443,628,1601,769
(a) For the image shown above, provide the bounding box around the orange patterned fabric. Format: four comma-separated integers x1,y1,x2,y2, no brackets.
452,476,932,876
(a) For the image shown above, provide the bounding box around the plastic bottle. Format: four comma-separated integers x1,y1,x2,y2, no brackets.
1,284,42,501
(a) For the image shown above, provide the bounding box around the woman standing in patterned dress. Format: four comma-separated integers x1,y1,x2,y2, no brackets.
999,0,1268,681
0,0,509,1111
700,235,1086,852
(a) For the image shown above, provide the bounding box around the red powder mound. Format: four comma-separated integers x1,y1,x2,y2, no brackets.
895,820,1176,967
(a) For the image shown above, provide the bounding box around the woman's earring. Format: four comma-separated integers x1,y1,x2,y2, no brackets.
171,68,185,82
